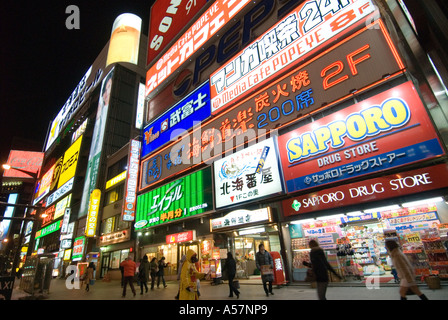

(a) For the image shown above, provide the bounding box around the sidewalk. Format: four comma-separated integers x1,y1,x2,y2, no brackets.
11,277,448,300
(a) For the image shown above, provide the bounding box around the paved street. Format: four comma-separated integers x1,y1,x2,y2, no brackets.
11,277,448,301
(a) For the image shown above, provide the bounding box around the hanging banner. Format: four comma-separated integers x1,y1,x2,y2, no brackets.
278,81,445,193
122,140,140,222
210,0,377,114
85,189,101,237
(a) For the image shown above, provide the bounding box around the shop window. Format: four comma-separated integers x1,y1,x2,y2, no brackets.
109,249,130,269
105,184,124,205
107,156,128,181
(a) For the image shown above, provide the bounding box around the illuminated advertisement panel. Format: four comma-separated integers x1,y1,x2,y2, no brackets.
35,219,63,239
210,208,271,231
106,13,142,67
33,164,55,204
210,0,376,114
141,81,211,158
139,23,404,191
41,205,55,227
278,81,445,193
213,138,283,208
54,194,72,220
79,68,114,217
72,236,86,261
135,167,213,230
58,135,82,189
45,66,103,151
85,189,101,237
0,194,18,241
282,163,448,217
147,0,208,65
145,0,252,97
3,150,43,178
122,140,140,222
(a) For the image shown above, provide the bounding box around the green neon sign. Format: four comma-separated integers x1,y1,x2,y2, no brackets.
35,219,63,239
135,167,212,230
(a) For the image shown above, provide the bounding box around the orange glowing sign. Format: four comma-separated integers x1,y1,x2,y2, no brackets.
4,150,43,178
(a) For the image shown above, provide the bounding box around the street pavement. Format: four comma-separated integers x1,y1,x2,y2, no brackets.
10,277,448,301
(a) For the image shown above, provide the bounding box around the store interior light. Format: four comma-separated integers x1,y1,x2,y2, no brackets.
364,205,400,213
239,227,265,236
316,214,345,220
291,219,315,225
346,211,364,216
401,197,443,208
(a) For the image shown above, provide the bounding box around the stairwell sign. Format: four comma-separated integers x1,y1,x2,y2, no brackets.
210,0,376,114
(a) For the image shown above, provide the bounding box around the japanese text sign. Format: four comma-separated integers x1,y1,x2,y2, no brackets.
210,0,376,114
85,189,101,237
139,22,404,191
147,0,208,65
214,137,283,208
282,163,448,217
142,81,211,158
146,0,252,97
210,207,271,231
166,230,195,244
135,167,213,230
279,81,445,193
122,140,140,222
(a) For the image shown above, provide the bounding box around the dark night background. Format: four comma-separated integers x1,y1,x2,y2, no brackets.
0,1,153,166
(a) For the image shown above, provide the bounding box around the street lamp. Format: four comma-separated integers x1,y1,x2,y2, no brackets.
2,164,38,179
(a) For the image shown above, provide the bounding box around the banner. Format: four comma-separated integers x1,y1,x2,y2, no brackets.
85,189,101,237
122,140,140,222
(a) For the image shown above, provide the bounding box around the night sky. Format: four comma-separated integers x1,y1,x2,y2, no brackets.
0,1,153,166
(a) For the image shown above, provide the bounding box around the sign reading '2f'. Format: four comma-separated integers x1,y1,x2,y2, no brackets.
210,0,376,114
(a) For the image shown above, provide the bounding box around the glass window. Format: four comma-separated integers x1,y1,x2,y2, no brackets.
105,184,124,205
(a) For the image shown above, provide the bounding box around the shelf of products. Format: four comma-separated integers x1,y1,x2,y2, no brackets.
420,228,448,279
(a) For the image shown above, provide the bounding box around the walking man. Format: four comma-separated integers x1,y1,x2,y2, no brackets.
120,256,136,298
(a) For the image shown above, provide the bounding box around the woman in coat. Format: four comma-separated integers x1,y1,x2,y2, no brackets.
138,255,150,294
84,262,95,292
149,257,158,290
179,249,205,300
255,243,274,297
303,239,341,300
385,240,428,300
223,252,240,298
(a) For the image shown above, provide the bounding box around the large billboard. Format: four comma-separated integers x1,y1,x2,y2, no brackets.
135,167,213,230
278,81,445,193
146,0,208,65
106,13,142,67
210,0,376,114
79,68,114,217
3,150,43,178
145,0,253,97
138,23,404,191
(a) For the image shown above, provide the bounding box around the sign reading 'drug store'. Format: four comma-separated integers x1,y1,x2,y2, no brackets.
278,81,445,193
214,137,283,208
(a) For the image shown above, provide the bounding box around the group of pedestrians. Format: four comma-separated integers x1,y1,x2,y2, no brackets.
79,238,428,301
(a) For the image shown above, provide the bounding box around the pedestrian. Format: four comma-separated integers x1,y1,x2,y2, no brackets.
149,257,158,290
83,262,95,292
255,243,274,297
157,256,169,288
179,249,205,300
175,254,187,300
303,239,341,300
387,255,399,283
120,256,136,298
385,239,428,300
223,252,240,298
138,255,150,294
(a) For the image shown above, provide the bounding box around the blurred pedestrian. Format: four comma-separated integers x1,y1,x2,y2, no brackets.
120,256,136,298
385,239,428,300
175,254,187,300
157,256,169,288
150,257,158,290
255,243,274,297
303,239,341,300
84,262,95,292
223,252,240,298
179,249,205,300
138,255,150,294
